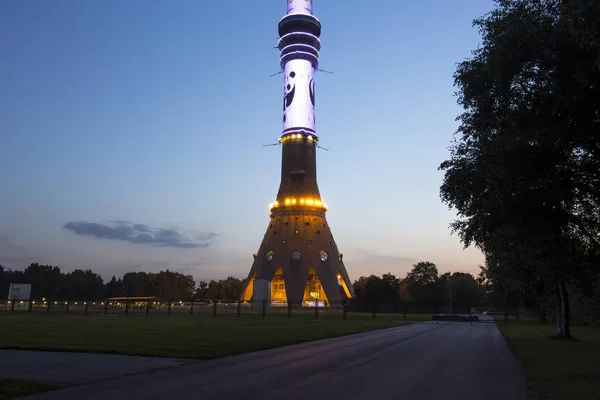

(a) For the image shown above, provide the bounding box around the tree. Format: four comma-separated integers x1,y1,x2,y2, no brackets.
401,262,444,305
406,262,438,286
21,263,63,299
439,0,600,337
218,277,244,300
206,280,221,300
122,272,152,297
152,270,195,301
105,276,124,298
195,281,208,300
351,274,402,312
446,272,487,310
174,273,196,301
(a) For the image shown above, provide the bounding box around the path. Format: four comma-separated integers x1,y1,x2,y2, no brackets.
3,319,527,400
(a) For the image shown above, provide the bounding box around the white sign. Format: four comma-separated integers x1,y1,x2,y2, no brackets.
252,279,271,312
8,283,32,300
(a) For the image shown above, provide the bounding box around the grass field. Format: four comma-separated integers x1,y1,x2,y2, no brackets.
0,314,411,359
497,324,600,400
0,379,57,400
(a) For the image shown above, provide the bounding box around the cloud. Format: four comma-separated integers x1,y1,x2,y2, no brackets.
63,220,217,249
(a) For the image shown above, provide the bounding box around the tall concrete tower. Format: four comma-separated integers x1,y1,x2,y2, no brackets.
240,0,354,307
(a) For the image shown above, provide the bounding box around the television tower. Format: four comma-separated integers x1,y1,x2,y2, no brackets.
240,0,354,307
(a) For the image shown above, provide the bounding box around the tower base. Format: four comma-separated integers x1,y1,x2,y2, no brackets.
240,209,354,307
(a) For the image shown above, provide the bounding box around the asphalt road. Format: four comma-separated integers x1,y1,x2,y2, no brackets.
7,320,527,400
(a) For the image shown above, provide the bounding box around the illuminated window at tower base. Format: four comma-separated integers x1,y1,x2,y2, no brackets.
271,268,287,305
302,268,329,307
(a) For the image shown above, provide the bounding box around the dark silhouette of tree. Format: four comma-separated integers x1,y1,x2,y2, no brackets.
19,263,62,299
63,269,104,300
446,272,486,310
105,276,124,298
351,274,402,312
195,280,208,300
122,272,153,297
202,277,244,301
406,262,438,286
401,262,445,305
439,0,600,337
218,276,244,300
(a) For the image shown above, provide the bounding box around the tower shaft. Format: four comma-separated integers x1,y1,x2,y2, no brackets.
275,0,322,208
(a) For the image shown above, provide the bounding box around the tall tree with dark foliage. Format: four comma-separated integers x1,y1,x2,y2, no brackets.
439,0,600,337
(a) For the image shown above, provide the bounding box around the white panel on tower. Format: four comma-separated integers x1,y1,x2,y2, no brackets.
252,279,271,312
278,0,320,140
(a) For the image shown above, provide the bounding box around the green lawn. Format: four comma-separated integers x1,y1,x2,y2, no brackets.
0,314,411,359
0,379,58,400
496,324,600,400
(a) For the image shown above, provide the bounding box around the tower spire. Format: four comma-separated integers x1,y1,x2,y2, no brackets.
286,0,313,15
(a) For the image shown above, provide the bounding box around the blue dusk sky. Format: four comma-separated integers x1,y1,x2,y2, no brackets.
0,0,494,282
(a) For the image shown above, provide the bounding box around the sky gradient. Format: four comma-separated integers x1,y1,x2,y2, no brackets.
0,0,494,283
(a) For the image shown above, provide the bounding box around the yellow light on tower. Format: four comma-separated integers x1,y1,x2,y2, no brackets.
274,201,279,206
306,199,314,205
315,200,322,206
300,198,305,204
285,198,291,205
292,198,297,204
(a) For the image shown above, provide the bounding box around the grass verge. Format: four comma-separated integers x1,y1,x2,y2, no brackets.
0,314,411,359
0,379,58,400
496,323,600,399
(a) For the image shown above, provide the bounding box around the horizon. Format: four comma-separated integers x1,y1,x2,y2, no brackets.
0,0,493,284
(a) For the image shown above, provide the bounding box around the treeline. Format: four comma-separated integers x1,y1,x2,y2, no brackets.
349,261,486,312
1,262,488,310
0,263,244,302
4,261,596,319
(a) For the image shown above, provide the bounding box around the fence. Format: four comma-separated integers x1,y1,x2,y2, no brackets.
0,298,598,326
